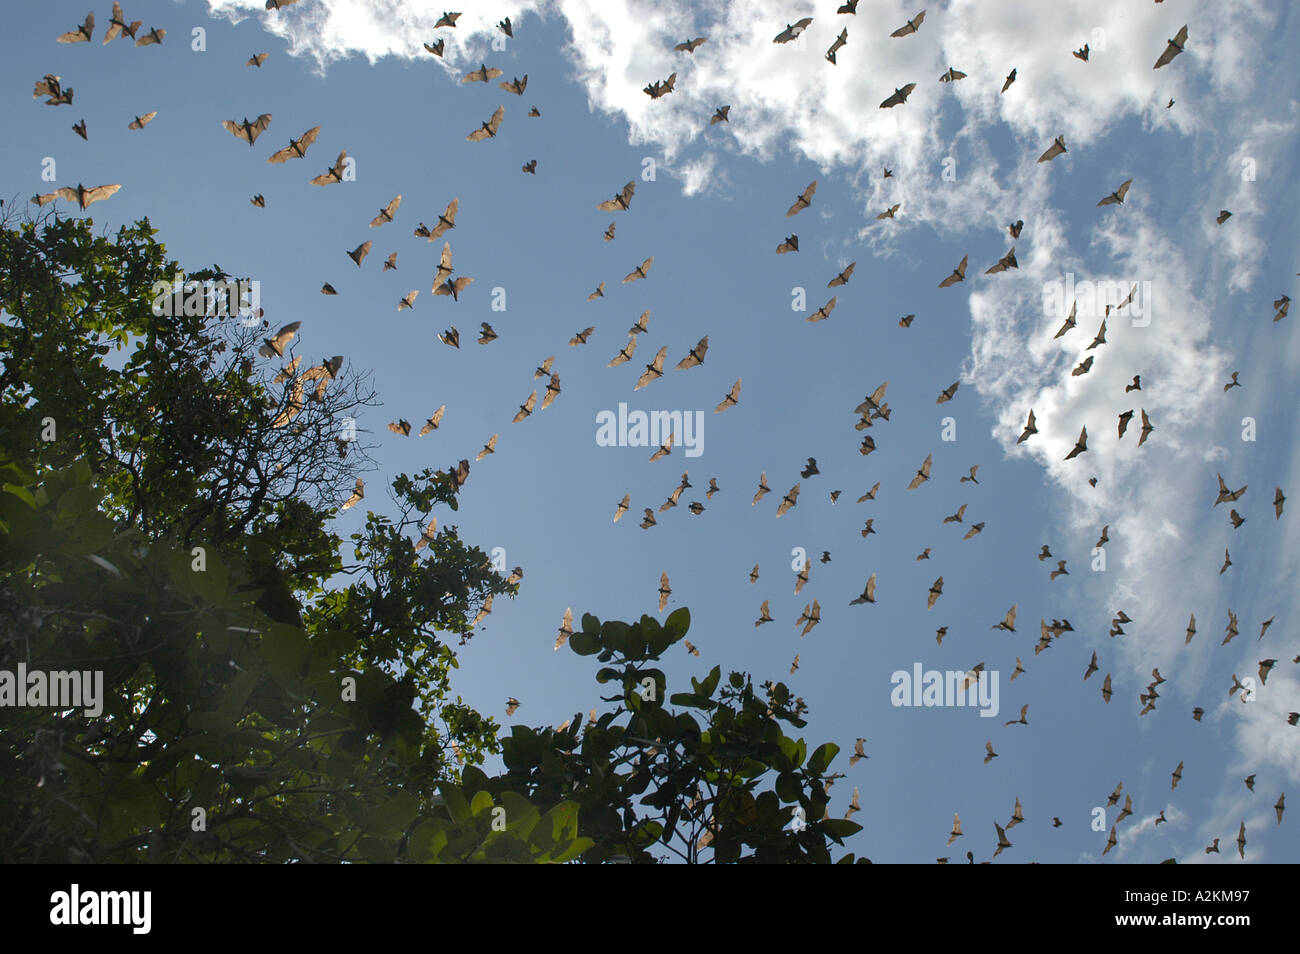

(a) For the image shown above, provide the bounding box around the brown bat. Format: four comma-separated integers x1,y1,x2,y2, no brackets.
463,63,504,84
944,504,966,524
961,465,980,484
522,159,537,174
478,322,498,345
72,118,88,139
985,248,1017,274
310,151,348,185
773,18,813,44
1051,560,1068,580
476,435,498,461
542,374,561,409
439,327,460,348
424,39,444,56
554,607,573,651
512,390,538,423
657,572,671,611
1086,320,1107,349
500,74,528,95
250,193,265,207
876,203,901,220
388,419,411,436
587,283,606,302
1101,673,1113,703
807,297,838,322
992,605,1018,632
1064,426,1088,460
105,4,142,43
628,311,650,336
1038,136,1067,163
435,11,461,28
1216,209,1232,224
1138,409,1154,445
1054,302,1078,338
497,16,513,37
223,114,272,145
927,577,944,610
649,432,674,462
1276,794,1286,825
879,84,917,108
31,183,120,210
797,599,822,637
828,262,856,287
1008,219,1024,238
938,67,966,82
753,472,770,505
710,105,730,124
1097,179,1133,207
787,181,818,216
569,327,594,346
369,195,401,227
347,241,372,267
415,198,458,241
467,106,505,142
1224,371,1242,391
635,346,668,389
1005,705,1028,726
604,222,616,241
418,406,446,436
1214,473,1247,506
339,478,365,511
891,11,925,37
598,181,635,212
775,483,800,517
320,283,337,295
643,73,677,98
433,243,473,300
1154,25,1188,69
268,126,321,164
1072,356,1094,376
984,740,997,763
34,75,74,106
938,255,968,287
707,478,720,500
608,336,638,367
1002,69,1017,93
383,252,398,271
675,37,707,53
795,562,810,593
259,321,301,358
1017,409,1037,443
936,381,959,404
613,494,630,522
825,29,847,64
623,257,654,283
1073,44,1089,62
675,336,709,369
248,52,270,67
1235,821,1246,859
849,573,877,605
907,453,933,490
776,235,799,254
58,13,95,43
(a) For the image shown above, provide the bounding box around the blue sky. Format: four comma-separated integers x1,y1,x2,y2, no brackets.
5,0,1299,863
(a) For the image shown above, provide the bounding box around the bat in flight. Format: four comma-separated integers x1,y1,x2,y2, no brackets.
711,105,730,124
1038,136,1067,163
825,29,848,64
259,321,301,358
608,336,638,367
58,12,95,43
522,159,537,174
105,4,142,43
879,84,917,108
1073,44,1089,62
419,406,446,436
397,290,418,310
268,126,320,163
439,327,460,349
807,297,837,322
1153,25,1188,70
467,106,505,142
340,479,364,511
34,75,74,106
512,390,537,422
476,435,498,461
223,114,272,145
676,336,709,369
776,234,799,254
635,346,668,389
649,431,674,462
776,483,800,517
907,453,933,490
938,67,966,82
569,326,594,346
938,256,968,287
623,257,654,283
1097,178,1133,207
891,11,926,37
462,63,504,83
598,181,635,212
424,39,445,56
32,183,120,209
787,181,817,216
498,17,513,37
715,380,741,413
310,151,349,186
435,11,461,28
1002,69,1017,93
73,119,88,139
1017,410,1036,442
658,573,671,611
985,247,1017,274
876,203,901,220
828,262,855,287
643,73,677,98
675,37,707,53
849,573,877,605
501,75,528,95
369,195,401,227
347,241,372,267
773,18,813,44
415,198,459,240
127,111,157,130
1064,426,1088,460
433,242,473,300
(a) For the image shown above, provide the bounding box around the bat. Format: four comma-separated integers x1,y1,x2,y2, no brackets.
1086,320,1107,349
383,252,398,271
266,0,301,8
467,106,505,142
498,17,513,37
419,198,459,241
939,67,966,82
223,114,272,145
72,119,88,139
1054,303,1077,338
435,12,461,28
250,193,266,207
649,431,674,462
388,419,411,436
248,53,270,67
801,458,820,478
1064,426,1088,460
505,697,520,716
268,126,320,163
943,504,966,524
1153,25,1188,69
31,183,120,210
58,13,95,43
1138,409,1154,445
424,39,444,56
321,283,337,295
1217,210,1232,224
1097,178,1133,207
907,453,932,490
604,223,616,240
825,29,848,64
105,4,142,43
628,311,650,335
433,243,473,300
797,599,821,637
33,75,73,106
347,241,372,267
675,37,707,53
675,336,708,369
1214,473,1247,506
786,181,817,216
753,472,770,505
419,406,446,436
773,19,813,44
1005,704,1028,726
259,321,301,358
948,814,962,845
369,195,401,227
512,391,537,422
476,435,498,461
462,64,504,84
985,248,1017,274
775,483,800,517
501,75,528,95
984,741,997,764
1002,69,1017,93
569,327,594,346
891,11,925,37
658,573,671,611
828,263,856,287
807,297,837,322
1017,410,1037,443
414,517,437,550
938,255,968,287
1235,822,1246,859
992,605,1017,632
640,509,656,529
936,382,959,404
608,336,638,367
1275,487,1286,518
849,573,876,605
1051,561,1068,580
643,73,677,98
776,235,799,254
927,577,943,610
598,181,635,212
613,494,630,522
635,346,668,389
876,203,901,219
554,608,573,651
1073,44,1089,62
1008,219,1023,238
522,160,537,174
711,105,730,124
438,327,460,348
879,84,916,108
310,151,348,185
1038,136,1067,163
340,478,364,511
1072,356,1094,376
476,322,499,345
590,281,606,300
1224,371,1241,391
1118,410,1134,439
623,257,654,283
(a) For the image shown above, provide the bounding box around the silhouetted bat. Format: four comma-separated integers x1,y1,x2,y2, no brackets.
879,84,916,108
939,67,966,82
424,39,444,56
1002,69,1016,92
1097,178,1133,206
826,29,848,64
439,327,460,348
891,11,925,37
34,75,73,106
498,17,513,38
773,18,813,44
876,203,901,219
347,241,372,267
1073,44,1089,62
938,255,968,287
1038,136,1067,162
259,321,301,358
73,118,87,139
479,322,498,344
1153,25,1188,69
1064,426,1088,460
435,12,461,28
711,105,730,124
522,159,537,174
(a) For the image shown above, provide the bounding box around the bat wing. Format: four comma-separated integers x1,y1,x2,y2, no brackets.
81,184,121,207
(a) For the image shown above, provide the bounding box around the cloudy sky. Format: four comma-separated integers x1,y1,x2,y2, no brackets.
6,0,1298,862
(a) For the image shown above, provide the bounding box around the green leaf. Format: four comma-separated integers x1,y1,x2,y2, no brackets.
807,742,839,776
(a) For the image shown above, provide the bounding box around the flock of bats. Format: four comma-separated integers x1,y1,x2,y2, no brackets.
25,1,1297,863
